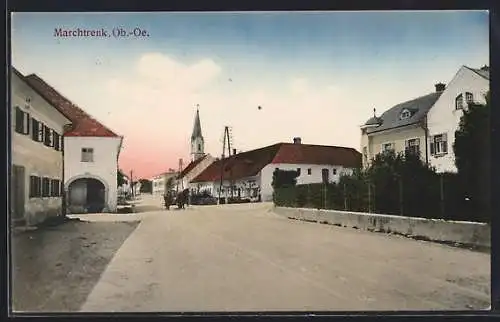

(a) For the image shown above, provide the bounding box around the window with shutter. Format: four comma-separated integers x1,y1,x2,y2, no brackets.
42,177,50,197
442,133,448,153
31,118,38,141
44,125,51,146
430,142,435,155
15,107,24,133
38,122,44,142
455,94,463,110
24,113,31,135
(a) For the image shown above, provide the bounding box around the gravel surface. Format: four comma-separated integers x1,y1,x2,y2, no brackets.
10,218,139,313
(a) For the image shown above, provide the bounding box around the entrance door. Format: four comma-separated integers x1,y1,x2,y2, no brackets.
322,168,330,184
11,165,26,221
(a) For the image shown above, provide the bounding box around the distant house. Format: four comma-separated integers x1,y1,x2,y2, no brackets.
190,137,362,202
132,181,141,196
11,67,72,226
426,65,489,173
151,169,178,196
360,85,443,169
176,154,215,192
360,65,490,173
24,74,123,214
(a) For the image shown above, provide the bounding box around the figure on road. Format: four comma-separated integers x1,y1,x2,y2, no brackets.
176,189,190,210
163,191,174,210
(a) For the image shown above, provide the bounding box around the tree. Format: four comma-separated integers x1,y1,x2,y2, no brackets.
117,169,126,187
165,177,175,195
453,92,490,219
271,169,299,190
139,179,153,193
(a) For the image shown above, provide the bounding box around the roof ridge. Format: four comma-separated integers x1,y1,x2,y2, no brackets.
24,74,120,137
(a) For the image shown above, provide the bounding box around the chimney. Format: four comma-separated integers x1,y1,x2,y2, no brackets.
293,137,302,144
232,148,237,155
435,83,446,92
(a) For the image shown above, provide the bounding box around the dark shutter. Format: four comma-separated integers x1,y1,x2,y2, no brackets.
24,113,31,135
53,132,60,150
44,125,51,146
15,107,24,133
31,119,38,141
430,142,435,155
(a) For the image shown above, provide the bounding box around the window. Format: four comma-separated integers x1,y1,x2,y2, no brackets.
307,168,312,175
381,142,395,153
363,146,368,164
50,179,61,197
198,144,201,151
400,109,411,120
81,148,94,162
465,92,474,104
296,168,301,176
29,176,41,198
15,107,30,135
333,168,337,175
43,125,52,147
42,177,50,197
53,132,61,151
405,138,420,156
37,121,45,142
455,94,464,110
430,133,448,156
31,118,41,142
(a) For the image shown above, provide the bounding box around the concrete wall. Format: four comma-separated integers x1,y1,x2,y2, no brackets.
64,136,121,212
273,207,490,248
426,66,489,173
11,71,71,225
260,163,356,202
361,124,427,169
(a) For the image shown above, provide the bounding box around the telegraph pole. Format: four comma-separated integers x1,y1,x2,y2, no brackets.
130,169,134,199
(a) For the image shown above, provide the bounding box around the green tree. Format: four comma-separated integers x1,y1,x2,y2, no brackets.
117,169,126,187
271,169,299,189
139,179,153,193
453,92,490,219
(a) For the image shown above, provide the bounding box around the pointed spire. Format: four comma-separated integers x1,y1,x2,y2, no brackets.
191,104,203,140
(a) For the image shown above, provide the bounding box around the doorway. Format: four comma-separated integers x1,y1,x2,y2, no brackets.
12,165,26,221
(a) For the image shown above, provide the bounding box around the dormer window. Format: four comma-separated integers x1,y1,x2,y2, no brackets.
465,92,474,104
455,94,463,110
400,109,411,120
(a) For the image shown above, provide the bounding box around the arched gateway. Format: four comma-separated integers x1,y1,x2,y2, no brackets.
66,175,109,214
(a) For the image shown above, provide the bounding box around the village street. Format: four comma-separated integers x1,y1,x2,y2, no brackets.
78,195,490,312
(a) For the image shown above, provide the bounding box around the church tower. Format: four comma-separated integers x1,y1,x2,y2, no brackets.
191,107,205,162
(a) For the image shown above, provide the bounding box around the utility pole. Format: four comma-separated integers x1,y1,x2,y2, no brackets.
218,126,234,203
130,170,134,199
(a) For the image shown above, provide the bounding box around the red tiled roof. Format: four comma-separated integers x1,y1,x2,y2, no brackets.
271,143,361,168
191,144,282,183
23,74,119,137
191,143,361,183
177,154,208,179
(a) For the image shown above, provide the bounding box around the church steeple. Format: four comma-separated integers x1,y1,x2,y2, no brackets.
191,105,205,161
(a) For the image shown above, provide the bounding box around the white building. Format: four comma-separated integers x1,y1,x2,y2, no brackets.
25,74,123,214
11,67,72,226
190,137,362,202
151,170,177,196
426,65,489,173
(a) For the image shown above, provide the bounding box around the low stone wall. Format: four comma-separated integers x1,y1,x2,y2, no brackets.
273,207,490,248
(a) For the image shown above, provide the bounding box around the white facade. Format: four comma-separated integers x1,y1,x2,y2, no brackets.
64,136,122,212
426,66,489,173
152,171,177,195
178,154,215,190
11,70,72,225
260,163,355,201
189,175,261,200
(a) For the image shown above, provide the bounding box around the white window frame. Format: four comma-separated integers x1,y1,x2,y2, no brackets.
81,147,94,162
400,109,411,120
455,93,464,110
431,133,448,156
405,138,420,155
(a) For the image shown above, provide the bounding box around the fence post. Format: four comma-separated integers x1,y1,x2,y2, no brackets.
323,183,327,209
440,174,445,218
343,182,347,211
399,175,404,216
368,180,372,213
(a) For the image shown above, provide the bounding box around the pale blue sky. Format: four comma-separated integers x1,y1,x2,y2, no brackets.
11,11,489,178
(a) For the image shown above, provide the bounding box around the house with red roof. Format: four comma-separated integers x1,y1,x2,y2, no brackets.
11,67,72,226
190,137,362,202
24,73,123,214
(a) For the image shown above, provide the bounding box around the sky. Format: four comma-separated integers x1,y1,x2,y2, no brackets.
11,11,489,179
